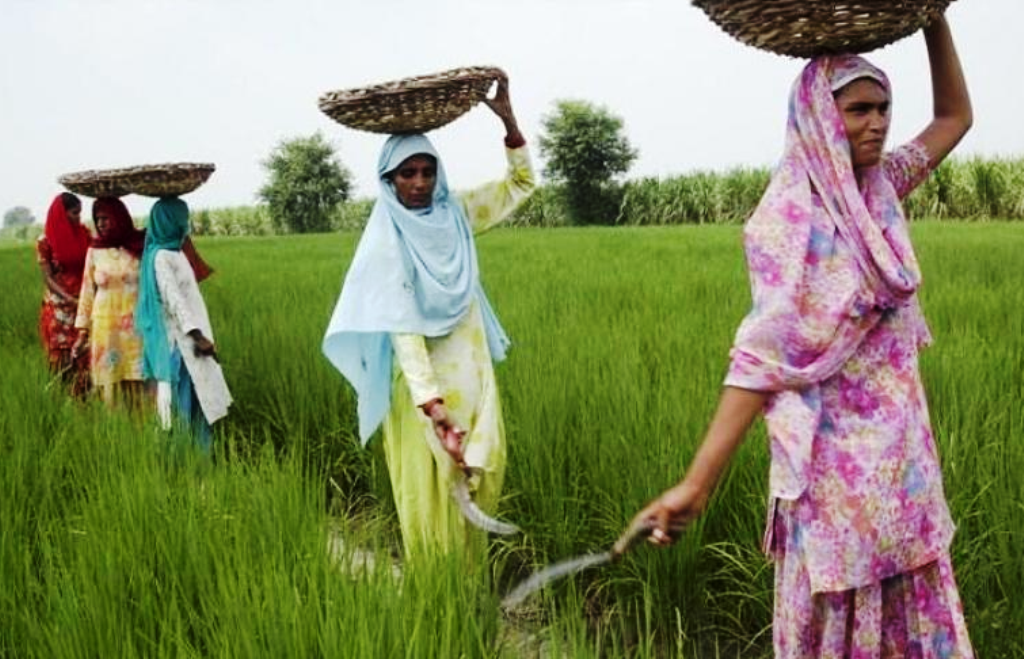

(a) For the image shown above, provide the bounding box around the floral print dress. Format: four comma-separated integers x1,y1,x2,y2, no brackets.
729,142,971,657
36,236,90,395
724,55,973,657
75,247,144,389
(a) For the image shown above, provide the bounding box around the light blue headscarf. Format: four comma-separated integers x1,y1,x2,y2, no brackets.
136,197,190,382
322,134,510,444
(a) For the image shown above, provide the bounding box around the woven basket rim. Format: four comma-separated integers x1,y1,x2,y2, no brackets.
690,0,956,57
58,162,215,198
59,162,215,184
317,65,505,134
318,65,505,107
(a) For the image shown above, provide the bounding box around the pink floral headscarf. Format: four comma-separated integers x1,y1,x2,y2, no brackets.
726,55,926,499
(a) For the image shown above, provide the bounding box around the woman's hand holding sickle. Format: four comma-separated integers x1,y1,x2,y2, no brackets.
422,398,467,470
420,398,519,536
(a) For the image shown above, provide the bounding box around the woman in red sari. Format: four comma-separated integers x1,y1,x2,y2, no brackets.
36,192,91,396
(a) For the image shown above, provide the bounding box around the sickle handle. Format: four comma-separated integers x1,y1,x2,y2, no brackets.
611,516,655,558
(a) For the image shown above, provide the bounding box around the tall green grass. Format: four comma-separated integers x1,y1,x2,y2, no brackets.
619,157,1024,225
615,168,770,226
3,158,1021,249
191,157,1024,234
1,223,1022,656
0,272,507,657
904,157,1024,221
189,199,376,237
612,157,1024,227
191,205,274,236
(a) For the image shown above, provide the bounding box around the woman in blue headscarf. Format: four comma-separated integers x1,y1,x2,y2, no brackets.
322,75,535,556
136,197,232,451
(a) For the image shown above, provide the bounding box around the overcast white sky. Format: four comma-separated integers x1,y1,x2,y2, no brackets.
1,0,1021,221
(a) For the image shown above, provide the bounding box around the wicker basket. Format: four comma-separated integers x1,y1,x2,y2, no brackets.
691,0,955,58
318,66,504,134
59,163,215,198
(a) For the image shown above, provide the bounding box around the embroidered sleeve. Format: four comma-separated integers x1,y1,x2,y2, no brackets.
457,145,536,235
390,333,441,406
74,249,96,329
155,251,201,335
883,140,933,200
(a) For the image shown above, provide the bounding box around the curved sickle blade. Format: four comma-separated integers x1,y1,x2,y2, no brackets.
451,473,520,536
501,517,657,609
500,551,612,609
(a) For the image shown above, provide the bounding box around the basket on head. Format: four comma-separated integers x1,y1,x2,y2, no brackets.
318,66,504,134
59,163,216,198
691,0,956,58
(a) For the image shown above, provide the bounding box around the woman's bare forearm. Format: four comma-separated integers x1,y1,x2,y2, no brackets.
680,386,768,495
632,386,769,541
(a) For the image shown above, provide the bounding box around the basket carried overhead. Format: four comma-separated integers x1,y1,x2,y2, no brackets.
691,0,956,58
59,163,215,198
319,65,504,134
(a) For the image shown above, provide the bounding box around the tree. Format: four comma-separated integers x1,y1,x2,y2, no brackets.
3,206,35,228
538,99,638,224
259,133,353,233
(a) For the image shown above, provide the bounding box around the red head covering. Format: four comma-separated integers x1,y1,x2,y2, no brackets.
91,197,146,256
43,193,90,275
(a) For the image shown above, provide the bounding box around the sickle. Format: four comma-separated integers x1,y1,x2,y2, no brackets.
500,518,657,609
451,470,519,536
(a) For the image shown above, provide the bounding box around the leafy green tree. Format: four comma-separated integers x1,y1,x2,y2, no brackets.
538,99,638,224
259,133,353,233
3,206,35,228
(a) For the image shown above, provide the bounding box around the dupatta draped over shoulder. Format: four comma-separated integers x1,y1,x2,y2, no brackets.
322,134,510,444
725,55,930,499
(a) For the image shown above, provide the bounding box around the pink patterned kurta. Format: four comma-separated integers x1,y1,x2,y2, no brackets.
724,55,972,657
728,141,953,592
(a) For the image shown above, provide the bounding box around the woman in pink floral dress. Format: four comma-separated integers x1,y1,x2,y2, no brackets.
628,14,974,658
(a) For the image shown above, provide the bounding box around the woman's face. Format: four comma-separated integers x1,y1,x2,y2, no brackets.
391,155,437,209
834,78,890,169
67,205,82,225
94,209,113,239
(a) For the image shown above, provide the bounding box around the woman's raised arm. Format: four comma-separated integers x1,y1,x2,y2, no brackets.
459,77,537,233
913,14,973,167
484,74,524,148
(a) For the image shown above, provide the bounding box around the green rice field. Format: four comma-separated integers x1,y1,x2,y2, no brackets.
1,223,1022,657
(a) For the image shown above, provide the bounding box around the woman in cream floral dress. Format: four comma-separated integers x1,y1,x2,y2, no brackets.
74,197,146,406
